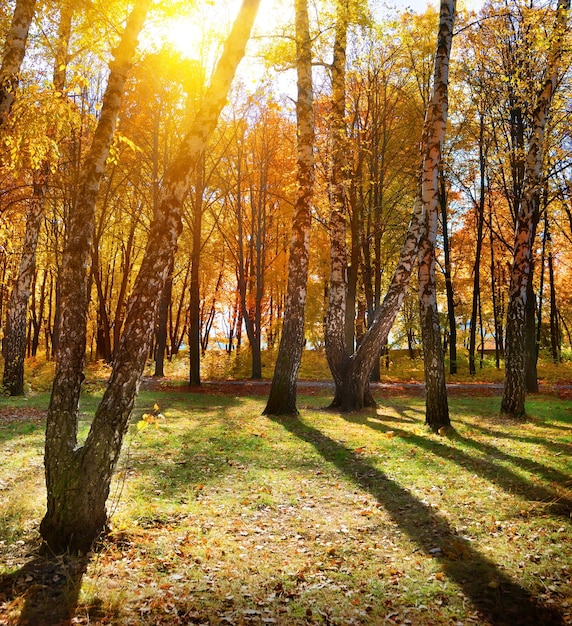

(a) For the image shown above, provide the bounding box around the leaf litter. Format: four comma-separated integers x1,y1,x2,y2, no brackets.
0,390,571,624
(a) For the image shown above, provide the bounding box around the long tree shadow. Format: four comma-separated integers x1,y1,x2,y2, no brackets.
465,420,572,457
344,411,572,519
448,428,572,490
269,415,565,626
0,549,89,625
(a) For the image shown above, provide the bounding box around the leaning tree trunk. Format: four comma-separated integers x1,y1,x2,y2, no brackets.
2,5,74,394
263,0,314,416
501,0,570,418
2,171,46,395
324,4,349,408
340,196,424,411
417,0,455,431
40,0,261,553
0,0,37,127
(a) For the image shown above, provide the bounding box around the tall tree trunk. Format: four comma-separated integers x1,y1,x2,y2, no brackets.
2,5,74,393
469,113,486,375
325,3,349,407
501,0,569,417
263,0,314,415
0,0,37,127
154,267,173,377
536,211,548,361
40,0,260,553
548,233,560,364
439,168,456,375
30,268,47,356
489,195,501,369
417,0,455,431
2,171,46,394
524,257,538,392
189,155,205,386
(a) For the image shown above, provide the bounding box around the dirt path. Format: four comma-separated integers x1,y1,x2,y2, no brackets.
141,377,572,399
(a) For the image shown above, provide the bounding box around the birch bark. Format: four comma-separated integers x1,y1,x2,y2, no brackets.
264,0,314,415
337,0,455,414
325,3,350,407
0,0,37,127
501,0,570,418
417,0,455,431
40,0,260,552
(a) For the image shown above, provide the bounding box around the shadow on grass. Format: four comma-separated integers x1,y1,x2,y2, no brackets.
0,550,88,625
465,420,572,457
269,414,565,626
346,411,572,520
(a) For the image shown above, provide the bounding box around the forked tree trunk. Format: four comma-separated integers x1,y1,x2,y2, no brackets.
263,0,314,415
41,0,153,552
0,0,37,127
335,0,455,414
40,0,260,553
340,197,424,411
501,0,570,418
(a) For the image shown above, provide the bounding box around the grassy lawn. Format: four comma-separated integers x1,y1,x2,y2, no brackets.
0,387,571,625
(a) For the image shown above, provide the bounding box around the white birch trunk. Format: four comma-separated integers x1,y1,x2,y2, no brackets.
501,0,570,417
325,6,349,407
417,0,455,431
0,0,37,127
41,0,261,553
264,0,315,415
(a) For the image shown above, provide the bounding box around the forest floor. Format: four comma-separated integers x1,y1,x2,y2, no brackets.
1,378,571,625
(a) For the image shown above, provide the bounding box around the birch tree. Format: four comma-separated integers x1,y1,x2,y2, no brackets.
331,0,455,421
417,0,455,430
501,0,571,418
0,0,37,127
264,0,314,415
40,0,261,553
324,0,350,407
2,3,74,395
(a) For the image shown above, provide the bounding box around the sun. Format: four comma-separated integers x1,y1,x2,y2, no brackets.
162,14,210,60
139,0,229,61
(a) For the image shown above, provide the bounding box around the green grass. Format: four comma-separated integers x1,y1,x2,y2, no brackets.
0,387,571,625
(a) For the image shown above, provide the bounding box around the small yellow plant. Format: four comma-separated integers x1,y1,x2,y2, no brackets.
136,403,165,431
